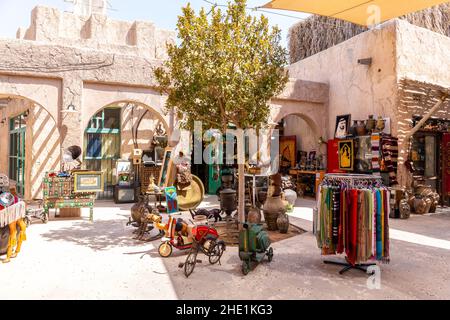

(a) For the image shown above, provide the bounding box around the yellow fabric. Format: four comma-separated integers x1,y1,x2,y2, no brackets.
262,0,449,26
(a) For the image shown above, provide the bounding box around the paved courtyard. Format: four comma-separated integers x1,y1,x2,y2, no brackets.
1,196,450,300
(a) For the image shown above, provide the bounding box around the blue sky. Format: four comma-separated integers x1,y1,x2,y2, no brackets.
0,0,310,47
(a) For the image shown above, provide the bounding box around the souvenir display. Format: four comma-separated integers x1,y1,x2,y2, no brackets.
334,114,351,138
42,171,103,222
338,140,354,171
0,192,15,208
314,174,390,274
0,174,27,263
279,136,297,173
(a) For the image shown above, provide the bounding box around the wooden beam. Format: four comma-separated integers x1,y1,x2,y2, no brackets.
405,93,448,139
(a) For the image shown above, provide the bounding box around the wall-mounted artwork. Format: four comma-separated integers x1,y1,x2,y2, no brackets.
335,114,351,139
338,140,354,171
279,136,297,169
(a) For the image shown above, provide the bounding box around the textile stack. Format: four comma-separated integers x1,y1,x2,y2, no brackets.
380,135,399,186
314,174,390,268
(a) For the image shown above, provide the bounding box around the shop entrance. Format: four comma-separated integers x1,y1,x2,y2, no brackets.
84,107,121,199
84,102,169,200
275,114,325,198
410,116,450,205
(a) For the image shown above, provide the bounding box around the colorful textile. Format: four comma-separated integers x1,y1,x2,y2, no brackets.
380,135,399,186
371,134,381,175
314,181,390,265
0,200,26,227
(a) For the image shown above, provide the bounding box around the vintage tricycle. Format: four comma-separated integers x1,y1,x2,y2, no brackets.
147,213,225,263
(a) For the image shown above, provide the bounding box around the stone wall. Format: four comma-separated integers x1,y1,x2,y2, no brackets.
16,6,175,60
288,19,450,187
0,5,329,199
288,20,399,140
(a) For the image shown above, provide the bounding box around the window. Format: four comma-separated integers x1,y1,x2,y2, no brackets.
9,113,27,195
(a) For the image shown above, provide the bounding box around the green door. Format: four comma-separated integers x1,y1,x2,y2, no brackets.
9,114,27,196
205,131,222,195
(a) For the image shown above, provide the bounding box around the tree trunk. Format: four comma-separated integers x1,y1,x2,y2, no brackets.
236,129,245,228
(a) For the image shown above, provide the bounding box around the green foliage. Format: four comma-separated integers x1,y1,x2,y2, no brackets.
154,0,289,132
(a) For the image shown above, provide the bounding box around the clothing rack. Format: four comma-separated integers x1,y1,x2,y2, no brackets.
317,174,388,276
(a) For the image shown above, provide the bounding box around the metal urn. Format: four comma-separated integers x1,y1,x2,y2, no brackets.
277,213,290,234
219,188,237,217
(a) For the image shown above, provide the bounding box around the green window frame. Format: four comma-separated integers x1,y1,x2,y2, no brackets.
9,113,27,196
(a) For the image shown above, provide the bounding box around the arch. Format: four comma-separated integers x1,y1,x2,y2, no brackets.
0,94,61,200
0,74,61,122
83,99,169,133
0,93,59,126
82,82,170,131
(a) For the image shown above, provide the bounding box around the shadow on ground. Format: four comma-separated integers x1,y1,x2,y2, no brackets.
40,217,140,251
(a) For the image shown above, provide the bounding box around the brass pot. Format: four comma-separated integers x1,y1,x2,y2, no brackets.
365,115,376,133
376,116,385,132
263,196,287,231
220,188,237,216
277,213,290,234
356,120,367,136
247,207,262,224
399,199,411,219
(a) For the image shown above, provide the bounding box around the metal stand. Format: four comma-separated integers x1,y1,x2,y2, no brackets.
324,259,376,275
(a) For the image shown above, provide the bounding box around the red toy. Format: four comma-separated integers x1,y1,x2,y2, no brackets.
148,214,225,260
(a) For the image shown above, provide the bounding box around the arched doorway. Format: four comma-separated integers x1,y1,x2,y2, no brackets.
0,95,60,200
271,112,324,172
270,111,325,198
83,101,169,199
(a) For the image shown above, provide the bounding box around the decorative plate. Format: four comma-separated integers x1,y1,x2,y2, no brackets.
0,192,15,207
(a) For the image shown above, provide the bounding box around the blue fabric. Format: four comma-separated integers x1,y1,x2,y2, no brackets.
376,189,382,260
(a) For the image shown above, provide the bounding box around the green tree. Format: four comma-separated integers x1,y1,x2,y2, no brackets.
155,0,288,224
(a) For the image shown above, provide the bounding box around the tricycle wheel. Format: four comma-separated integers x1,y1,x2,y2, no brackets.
267,247,273,262
241,261,250,275
184,250,198,278
158,242,173,258
209,242,225,265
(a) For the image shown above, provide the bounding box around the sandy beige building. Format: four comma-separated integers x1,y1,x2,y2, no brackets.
0,5,327,200
287,14,450,198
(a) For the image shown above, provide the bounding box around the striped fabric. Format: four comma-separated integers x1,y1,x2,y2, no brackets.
380,135,399,186
371,134,381,176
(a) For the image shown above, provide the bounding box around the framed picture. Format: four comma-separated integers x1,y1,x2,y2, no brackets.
73,171,104,193
116,160,131,174
335,114,351,138
338,140,354,171
158,147,175,188
279,136,297,169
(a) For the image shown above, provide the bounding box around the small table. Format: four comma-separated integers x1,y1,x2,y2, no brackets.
43,194,95,222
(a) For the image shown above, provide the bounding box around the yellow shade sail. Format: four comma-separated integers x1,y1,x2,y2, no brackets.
262,0,450,26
